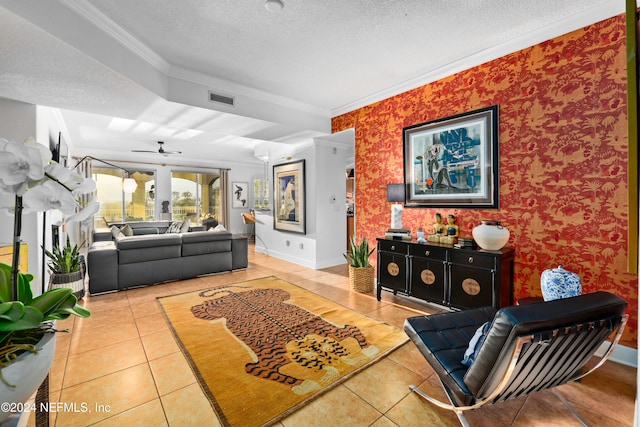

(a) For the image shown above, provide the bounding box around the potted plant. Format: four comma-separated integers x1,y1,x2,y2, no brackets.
0,261,91,422
0,136,96,422
44,236,85,299
344,235,375,293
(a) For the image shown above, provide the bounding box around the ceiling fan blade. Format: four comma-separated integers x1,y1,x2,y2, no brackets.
131,149,157,153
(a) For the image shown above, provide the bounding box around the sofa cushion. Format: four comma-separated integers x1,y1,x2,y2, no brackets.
181,230,232,256
116,234,182,250
117,235,182,265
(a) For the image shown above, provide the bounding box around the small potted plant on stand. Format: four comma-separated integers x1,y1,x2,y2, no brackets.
344,236,375,293
44,236,85,300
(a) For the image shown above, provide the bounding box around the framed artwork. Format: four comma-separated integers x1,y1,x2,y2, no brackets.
403,105,499,208
273,160,306,234
232,182,249,208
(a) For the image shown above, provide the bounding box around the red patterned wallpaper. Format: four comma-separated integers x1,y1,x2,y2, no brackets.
333,15,638,347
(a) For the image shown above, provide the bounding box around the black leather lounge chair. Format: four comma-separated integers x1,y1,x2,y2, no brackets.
404,291,628,426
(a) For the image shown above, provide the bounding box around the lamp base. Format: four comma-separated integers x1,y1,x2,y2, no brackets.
385,228,411,241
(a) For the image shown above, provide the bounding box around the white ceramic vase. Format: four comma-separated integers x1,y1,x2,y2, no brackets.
472,220,510,250
0,332,56,423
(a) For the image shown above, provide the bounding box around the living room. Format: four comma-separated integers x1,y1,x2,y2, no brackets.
0,1,638,426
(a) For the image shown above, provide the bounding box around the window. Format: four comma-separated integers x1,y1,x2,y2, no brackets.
171,172,220,225
93,168,155,227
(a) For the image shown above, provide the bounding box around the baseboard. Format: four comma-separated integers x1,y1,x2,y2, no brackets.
595,342,637,368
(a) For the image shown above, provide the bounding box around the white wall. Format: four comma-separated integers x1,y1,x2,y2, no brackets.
255,132,351,269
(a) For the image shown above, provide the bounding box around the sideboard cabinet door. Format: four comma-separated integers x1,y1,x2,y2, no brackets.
377,240,408,297
408,245,447,305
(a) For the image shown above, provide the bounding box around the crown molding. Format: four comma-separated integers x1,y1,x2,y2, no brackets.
60,0,171,74
331,1,626,117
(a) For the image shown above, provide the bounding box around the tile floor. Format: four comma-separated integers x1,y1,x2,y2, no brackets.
28,245,636,426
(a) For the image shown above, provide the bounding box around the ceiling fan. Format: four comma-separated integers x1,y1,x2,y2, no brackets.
132,141,182,155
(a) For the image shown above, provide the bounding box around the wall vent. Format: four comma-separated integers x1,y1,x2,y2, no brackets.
208,91,235,106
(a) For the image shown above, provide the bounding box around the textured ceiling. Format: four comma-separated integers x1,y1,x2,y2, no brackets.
0,0,627,166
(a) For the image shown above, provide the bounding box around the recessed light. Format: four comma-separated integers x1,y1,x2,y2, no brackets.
264,0,284,13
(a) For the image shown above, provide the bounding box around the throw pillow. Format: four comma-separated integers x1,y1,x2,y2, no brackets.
209,224,227,232
165,221,183,234
461,321,492,367
180,219,191,233
110,225,121,239
120,224,134,236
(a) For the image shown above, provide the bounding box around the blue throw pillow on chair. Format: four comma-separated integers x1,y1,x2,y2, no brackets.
461,322,492,367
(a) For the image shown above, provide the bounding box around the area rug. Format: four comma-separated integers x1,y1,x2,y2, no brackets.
157,276,408,427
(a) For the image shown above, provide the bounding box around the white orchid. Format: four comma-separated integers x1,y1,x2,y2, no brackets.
66,200,101,224
0,137,97,222
22,180,78,215
0,137,51,195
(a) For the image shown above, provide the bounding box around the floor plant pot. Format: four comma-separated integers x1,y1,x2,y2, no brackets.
0,331,56,424
50,270,84,300
349,265,374,293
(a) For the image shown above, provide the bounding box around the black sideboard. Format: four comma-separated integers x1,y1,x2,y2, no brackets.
376,238,514,310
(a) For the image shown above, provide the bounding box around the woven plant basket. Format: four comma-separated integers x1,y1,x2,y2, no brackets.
49,270,85,300
349,265,375,293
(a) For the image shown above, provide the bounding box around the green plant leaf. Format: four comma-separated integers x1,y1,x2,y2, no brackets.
0,305,43,331
29,288,73,317
0,263,11,303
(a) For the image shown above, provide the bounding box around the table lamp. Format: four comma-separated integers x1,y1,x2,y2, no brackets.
387,184,405,230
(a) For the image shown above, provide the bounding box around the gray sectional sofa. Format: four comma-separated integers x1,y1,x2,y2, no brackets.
87,221,247,294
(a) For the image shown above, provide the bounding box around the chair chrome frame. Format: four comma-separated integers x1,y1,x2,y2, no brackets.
409,314,628,427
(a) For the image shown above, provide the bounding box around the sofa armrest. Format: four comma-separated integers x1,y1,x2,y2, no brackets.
92,228,113,242
232,236,248,269
87,241,118,294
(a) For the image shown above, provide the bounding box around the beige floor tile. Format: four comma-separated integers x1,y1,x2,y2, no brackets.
73,304,134,331
130,299,163,319
55,364,158,427
135,312,169,336
141,329,180,360
92,399,168,427
344,357,425,413
80,292,129,313
387,342,435,379
63,338,147,388
149,351,197,396
49,353,67,393
384,388,460,427
68,319,140,355
370,416,401,427
161,383,221,427
126,283,176,303
281,385,382,427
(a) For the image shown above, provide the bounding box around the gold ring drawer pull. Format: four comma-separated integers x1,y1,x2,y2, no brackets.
425,250,430,256
468,257,474,263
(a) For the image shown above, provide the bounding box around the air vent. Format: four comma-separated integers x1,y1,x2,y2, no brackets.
208,91,235,106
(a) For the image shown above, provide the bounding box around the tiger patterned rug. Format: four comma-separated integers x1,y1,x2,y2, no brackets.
157,276,408,427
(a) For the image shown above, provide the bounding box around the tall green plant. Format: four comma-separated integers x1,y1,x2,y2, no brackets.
343,236,375,268
43,236,82,274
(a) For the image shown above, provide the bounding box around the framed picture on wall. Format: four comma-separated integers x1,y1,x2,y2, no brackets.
403,105,499,208
232,182,249,208
273,160,306,234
